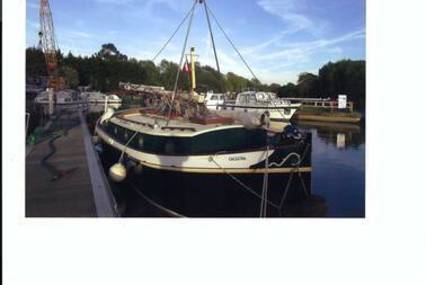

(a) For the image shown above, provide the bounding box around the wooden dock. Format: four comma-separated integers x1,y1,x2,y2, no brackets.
25,108,117,217
289,98,362,123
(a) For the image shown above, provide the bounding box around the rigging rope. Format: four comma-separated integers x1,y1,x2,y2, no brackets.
151,3,195,62
203,0,221,75
167,0,198,124
205,2,259,82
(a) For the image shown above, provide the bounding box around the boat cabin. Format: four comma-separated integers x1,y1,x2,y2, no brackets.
204,91,225,106
236,91,278,106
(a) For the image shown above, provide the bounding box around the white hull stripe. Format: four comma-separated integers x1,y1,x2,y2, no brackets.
96,127,311,174
215,107,297,121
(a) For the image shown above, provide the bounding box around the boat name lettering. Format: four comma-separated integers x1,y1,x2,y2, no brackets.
228,156,246,161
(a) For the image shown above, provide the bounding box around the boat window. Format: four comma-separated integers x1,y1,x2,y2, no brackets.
249,95,256,104
164,140,175,154
138,135,144,148
219,95,224,100
238,95,248,104
211,95,218,100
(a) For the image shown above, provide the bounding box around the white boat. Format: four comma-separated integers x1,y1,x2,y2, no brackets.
204,91,226,110
34,89,82,105
86,103,122,113
82,91,122,104
213,91,301,122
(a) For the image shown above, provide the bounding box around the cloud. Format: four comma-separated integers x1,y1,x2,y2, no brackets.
256,29,365,62
236,28,365,84
257,0,314,34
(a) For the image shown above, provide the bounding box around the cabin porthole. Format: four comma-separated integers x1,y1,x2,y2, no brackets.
165,140,175,154
138,136,144,148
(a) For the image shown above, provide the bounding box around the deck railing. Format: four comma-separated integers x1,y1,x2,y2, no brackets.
299,100,354,112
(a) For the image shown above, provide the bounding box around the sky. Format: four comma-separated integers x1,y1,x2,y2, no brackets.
26,0,365,85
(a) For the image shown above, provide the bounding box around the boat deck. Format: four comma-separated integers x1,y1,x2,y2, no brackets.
112,109,246,137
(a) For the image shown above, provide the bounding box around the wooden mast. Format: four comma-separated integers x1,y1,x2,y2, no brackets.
190,47,196,96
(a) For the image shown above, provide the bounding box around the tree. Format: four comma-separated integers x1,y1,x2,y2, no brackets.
297,72,320,98
95,43,127,61
225,72,250,92
26,46,365,110
278,83,299,98
26,47,47,78
140,60,161,86
267,83,281,93
318,60,365,110
57,66,79,88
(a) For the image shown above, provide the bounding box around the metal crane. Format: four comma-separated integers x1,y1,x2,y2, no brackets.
38,0,64,90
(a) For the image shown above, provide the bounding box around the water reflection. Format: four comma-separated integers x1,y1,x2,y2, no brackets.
295,121,365,217
296,121,364,149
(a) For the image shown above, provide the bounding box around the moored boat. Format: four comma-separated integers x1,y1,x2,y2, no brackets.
95,0,313,216
82,91,122,104
96,107,312,216
214,91,301,122
35,89,82,105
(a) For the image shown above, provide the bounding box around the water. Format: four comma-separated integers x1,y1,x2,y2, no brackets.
296,121,365,217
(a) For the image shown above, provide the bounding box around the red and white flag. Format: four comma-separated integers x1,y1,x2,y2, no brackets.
183,59,191,73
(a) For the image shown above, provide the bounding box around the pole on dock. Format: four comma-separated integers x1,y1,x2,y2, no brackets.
48,88,54,115
104,95,108,113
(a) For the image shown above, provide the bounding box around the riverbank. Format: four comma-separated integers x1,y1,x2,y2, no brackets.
294,110,362,123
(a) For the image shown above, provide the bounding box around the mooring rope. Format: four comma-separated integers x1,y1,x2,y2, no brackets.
118,130,139,162
260,134,270,217
210,153,280,209
279,142,311,210
127,180,185,217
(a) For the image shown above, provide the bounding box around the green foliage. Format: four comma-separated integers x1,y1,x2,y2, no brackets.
318,60,365,110
26,47,47,77
26,44,365,110
225,72,251,92
57,66,79,88
278,60,365,111
140,60,161,86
